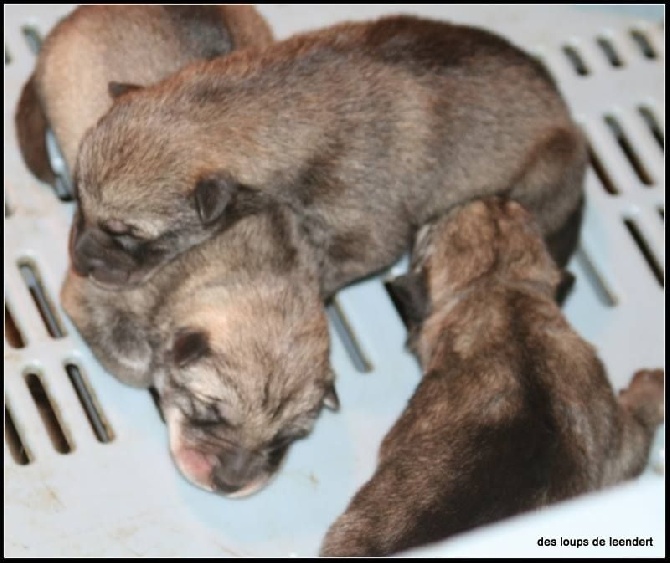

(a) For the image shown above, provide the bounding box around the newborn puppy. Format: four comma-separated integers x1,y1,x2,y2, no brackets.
62,205,339,498
72,14,586,292
15,4,273,185
320,198,664,556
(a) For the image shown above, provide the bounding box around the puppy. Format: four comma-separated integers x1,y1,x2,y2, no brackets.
71,14,586,292
15,5,273,185
320,198,664,556
61,205,339,498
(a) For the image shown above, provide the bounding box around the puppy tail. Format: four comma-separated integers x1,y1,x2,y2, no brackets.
15,74,56,185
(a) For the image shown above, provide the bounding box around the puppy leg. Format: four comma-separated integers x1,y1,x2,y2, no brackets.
605,369,664,484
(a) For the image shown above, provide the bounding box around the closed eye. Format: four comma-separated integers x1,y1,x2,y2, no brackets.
100,222,152,242
189,417,225,429
187,401,232,430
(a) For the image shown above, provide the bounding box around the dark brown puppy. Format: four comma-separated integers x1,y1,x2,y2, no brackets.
15,5,273,185
72,14,586,291
320,198,664,557
62,205,338,498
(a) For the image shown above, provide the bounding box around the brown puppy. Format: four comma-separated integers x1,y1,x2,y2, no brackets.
72,14,586,291
15,5,273,185
61,205,339,498
320,198,664,556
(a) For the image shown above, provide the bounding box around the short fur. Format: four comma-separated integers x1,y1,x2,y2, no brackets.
72,15,586,292
320,198,664,556
15,5,273,184
61,206,338,497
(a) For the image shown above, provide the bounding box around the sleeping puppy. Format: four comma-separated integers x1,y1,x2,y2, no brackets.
15,4,273,185
320,198,665,556
71,14,586,293
61,205,339,498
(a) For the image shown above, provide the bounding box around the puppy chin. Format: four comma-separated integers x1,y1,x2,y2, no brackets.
224,474,273,499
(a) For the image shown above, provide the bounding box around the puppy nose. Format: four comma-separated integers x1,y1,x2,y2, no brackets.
212,449,262,494
72,230,130,285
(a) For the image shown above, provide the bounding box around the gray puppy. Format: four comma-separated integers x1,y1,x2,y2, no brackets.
15,4,273,185
71,14,586,292
62,206,339,498
320,198,665,557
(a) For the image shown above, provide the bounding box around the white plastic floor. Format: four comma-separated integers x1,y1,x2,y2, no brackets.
4,5,665,557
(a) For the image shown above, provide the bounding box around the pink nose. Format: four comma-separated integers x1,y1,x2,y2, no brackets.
173,447,215,489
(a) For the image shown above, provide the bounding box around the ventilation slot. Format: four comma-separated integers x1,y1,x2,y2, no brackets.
149,387,165,423
629,29,657,60
46,131,74,202
327,301,372,373
5,404,31,465
21,25,42,54
638,106,664,150
4,46,10,65
65,363,114,443
574,250,617,307
25,371,72,454
18,260,67,338
562,45,589,76
623,219,664,288
596,37,623,67
604,115,654,186
658,207,664,223
588,146,619,195
5,305,26,348
5,197,11,217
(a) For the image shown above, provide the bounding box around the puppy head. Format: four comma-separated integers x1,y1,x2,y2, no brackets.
156,281,338,498
387,198,561,348
71,85,260,289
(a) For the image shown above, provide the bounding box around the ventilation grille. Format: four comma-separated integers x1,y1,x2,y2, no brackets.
3,5,664,557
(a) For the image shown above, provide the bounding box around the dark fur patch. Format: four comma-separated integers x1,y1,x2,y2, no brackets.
164,6,233,59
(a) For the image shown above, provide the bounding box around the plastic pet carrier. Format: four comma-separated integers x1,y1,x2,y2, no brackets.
4,5,664,557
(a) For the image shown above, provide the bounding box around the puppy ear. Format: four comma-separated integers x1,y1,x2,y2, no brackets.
385,271,428,328
323,380,340,412
108,81,143,99
555,269,576,305
171,328,210,368
194,172,239,227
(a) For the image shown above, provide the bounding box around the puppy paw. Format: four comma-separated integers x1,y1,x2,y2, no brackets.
320,513,375,557
619,369,665,428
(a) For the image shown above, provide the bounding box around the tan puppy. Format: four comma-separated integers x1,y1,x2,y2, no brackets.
15,5,273,185
320,198,664,556
71,14,586,291
62,205,339,498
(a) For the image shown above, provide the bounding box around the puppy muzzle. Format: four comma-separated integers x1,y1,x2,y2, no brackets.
71,227,136,288
172,444,278,498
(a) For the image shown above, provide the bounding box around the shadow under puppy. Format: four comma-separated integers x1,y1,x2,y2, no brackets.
320,198,664,557
71,14,586,292
61,205,339,498
15,4,273,185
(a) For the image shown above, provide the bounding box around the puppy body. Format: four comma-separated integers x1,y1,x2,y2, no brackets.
62,206,337,497
74,15,586,291
15,5,273,184
320,199,664,556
